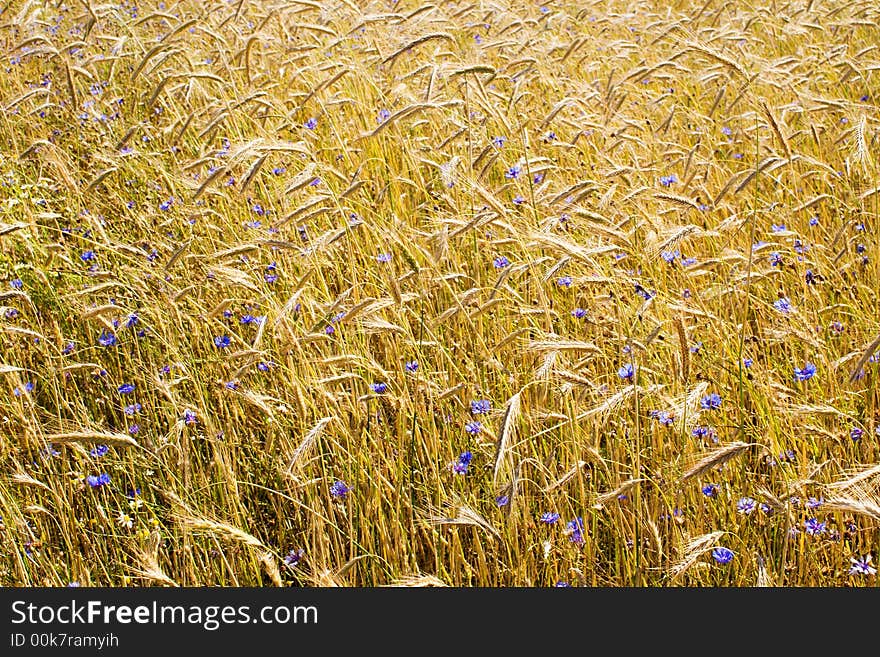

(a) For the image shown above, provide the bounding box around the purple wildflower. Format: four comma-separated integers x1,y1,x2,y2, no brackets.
330,480,351,499
737,497,757,514
712,547,734,564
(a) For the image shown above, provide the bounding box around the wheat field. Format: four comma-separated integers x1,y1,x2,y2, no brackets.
0,0,878,587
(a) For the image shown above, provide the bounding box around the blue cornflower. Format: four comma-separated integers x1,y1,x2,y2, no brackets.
807,497,824,509
660,249,680,264
737,497,757,514
405,360,419,373
804,518,826,536
634,284,653,300
540,512,560,524
13,382,34,396
769,252,782,266
370,382,387,394
330,480,351,498
571,308,587,319
496,494,510,507
125,313,139,328
712,547,734,564
805,270,816,285
556,276,572,287
272,166,286,175
304,117,318,130
213,335,231,349
659,174,678,187
809,216,819,226
493,256,510,268
700,393,721,410
123,403,141,416
453,451,473,475
794,362,817,382
10,279,22,289
89,445,109,458
284,548,305,567
849,554,876,576
773,297,793,314
721,126,732,136
159,198,173,211
86,473,111,488
618,363,634,380
743,357,753,368
565,517,585,545
465,421,482,435
183,409,197,425
118,383,135,394
771,223,786,232
505,164,522,179
512,195,526,205
470,399,491,415
492,136,506,148
376,252,392,263
702,483,719,497
377,108,391,123
850,427,864,441
81,250,96,262
779,450,796,463
649,410,674,426
97,330,117,347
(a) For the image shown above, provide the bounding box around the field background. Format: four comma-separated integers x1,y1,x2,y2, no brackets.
0,0,878,587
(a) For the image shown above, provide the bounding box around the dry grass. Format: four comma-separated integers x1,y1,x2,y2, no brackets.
0,0,877,587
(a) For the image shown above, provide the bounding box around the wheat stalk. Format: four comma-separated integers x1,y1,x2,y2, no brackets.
681,442,758,481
